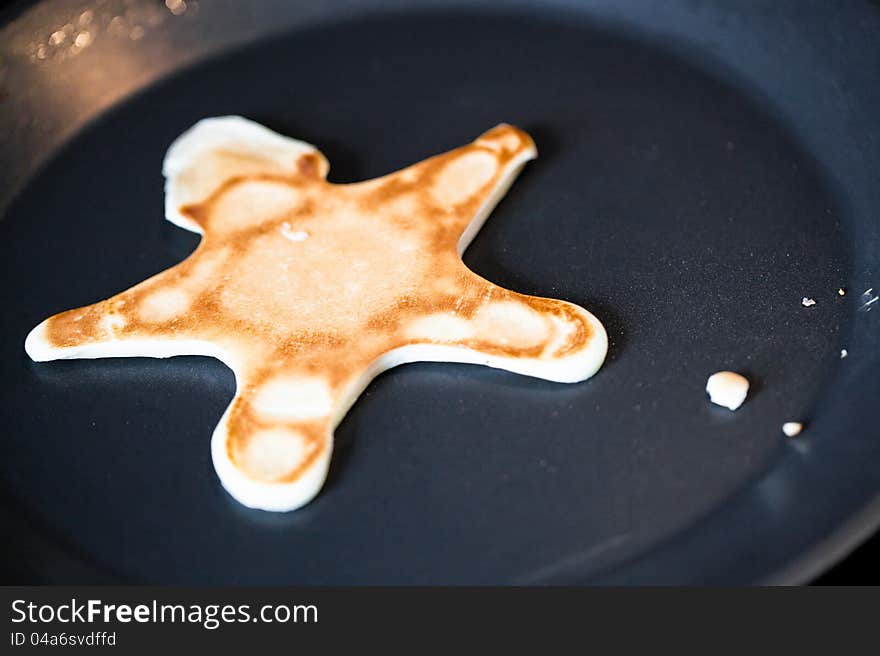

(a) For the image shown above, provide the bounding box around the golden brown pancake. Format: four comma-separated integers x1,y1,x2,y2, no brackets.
25,116,607,511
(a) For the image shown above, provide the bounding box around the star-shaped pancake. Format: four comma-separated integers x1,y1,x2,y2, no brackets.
26,117,607,511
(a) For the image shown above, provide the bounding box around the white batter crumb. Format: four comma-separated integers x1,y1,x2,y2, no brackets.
782,422,803,437
841,349,848,358
838,288,846,296
801,297,816,307
280,222,310,242
705,371,749,411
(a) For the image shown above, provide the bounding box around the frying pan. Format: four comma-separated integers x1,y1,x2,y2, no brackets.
1,0,878,584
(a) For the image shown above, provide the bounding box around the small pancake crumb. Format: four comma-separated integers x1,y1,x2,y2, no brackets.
782,422,803,438
841,348,848,358
838,288,846,296
801,297,816,307
706,371,749,411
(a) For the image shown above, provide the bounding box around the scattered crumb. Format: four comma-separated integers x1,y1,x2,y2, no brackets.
280,222,309,242
782,422,803,438
706,371,749,411
801,297,816,307
841,348,848,358
838,288,846,296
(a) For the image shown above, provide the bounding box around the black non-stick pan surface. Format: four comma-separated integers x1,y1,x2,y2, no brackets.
1,0,879,585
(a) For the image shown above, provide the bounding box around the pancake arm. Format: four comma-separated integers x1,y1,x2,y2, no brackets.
391,273,608,383
208,359,341,512
24,262,221,362
163,115,329,234
348,124,538,254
